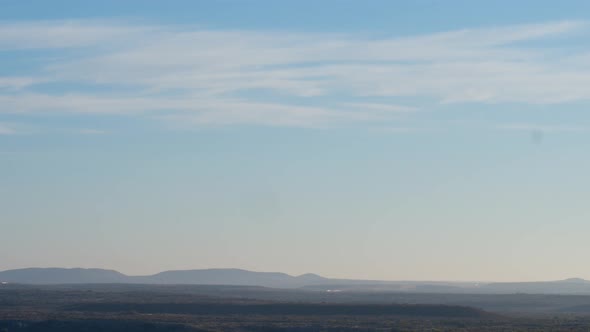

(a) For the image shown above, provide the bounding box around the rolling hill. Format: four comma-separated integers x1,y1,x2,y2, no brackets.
2,267,590,294
0,268,329,288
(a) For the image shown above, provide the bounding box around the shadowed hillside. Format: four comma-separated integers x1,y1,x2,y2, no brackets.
4,268,590,295
0,268,327,288
66,302,491,318
0,268,128,284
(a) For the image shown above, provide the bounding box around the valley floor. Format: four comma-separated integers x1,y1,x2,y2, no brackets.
3,284,590,331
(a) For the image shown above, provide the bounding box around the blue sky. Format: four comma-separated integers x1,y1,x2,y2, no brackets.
2,1,590,281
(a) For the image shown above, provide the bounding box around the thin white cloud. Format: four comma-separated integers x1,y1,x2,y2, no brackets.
0,20,588,128
370,126,426,134
45,21,586,101
77,129,106,135
499,123,588,133
340,103,416,113
0,77,43,90
0,20,157,50
0,93,377,127
0,123,16,135
159,100,383,128
0,93,190,114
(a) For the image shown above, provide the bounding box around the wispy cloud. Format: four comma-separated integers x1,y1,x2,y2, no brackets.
0,77,43,90
499,123,588,133
0,20,156,50
0,123,16,135
0,19,588,128
77,128,106,135
341,103,416,113
369,126,428,134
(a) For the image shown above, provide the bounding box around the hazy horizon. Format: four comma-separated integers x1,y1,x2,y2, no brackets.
3,0,590,282
1,265,589,284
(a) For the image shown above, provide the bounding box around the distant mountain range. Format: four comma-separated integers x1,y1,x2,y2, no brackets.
2,268,590,294
0,268,329,288
482,278,590,294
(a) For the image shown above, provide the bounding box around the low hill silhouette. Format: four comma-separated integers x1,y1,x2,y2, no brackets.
2,267,590,294
0,268,330,288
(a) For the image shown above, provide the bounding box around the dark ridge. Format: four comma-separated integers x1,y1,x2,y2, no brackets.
562,278,589,283
0,268,329,288
65,302,490,318
0,268,128,284
4,267,590,295
0,320,202,332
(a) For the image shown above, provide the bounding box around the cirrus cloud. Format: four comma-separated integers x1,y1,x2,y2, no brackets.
0,19,588,129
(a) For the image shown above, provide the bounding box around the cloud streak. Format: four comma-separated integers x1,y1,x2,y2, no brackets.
0,123,16,135
499,123,588,133
0,20,589,128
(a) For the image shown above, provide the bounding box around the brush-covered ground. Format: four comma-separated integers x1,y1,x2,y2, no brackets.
2,284,590,331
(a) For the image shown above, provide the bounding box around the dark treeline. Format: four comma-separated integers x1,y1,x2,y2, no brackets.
0,320,201,332
67,302,489,317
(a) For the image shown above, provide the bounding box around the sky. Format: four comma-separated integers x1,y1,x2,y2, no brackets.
2,0,590,282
